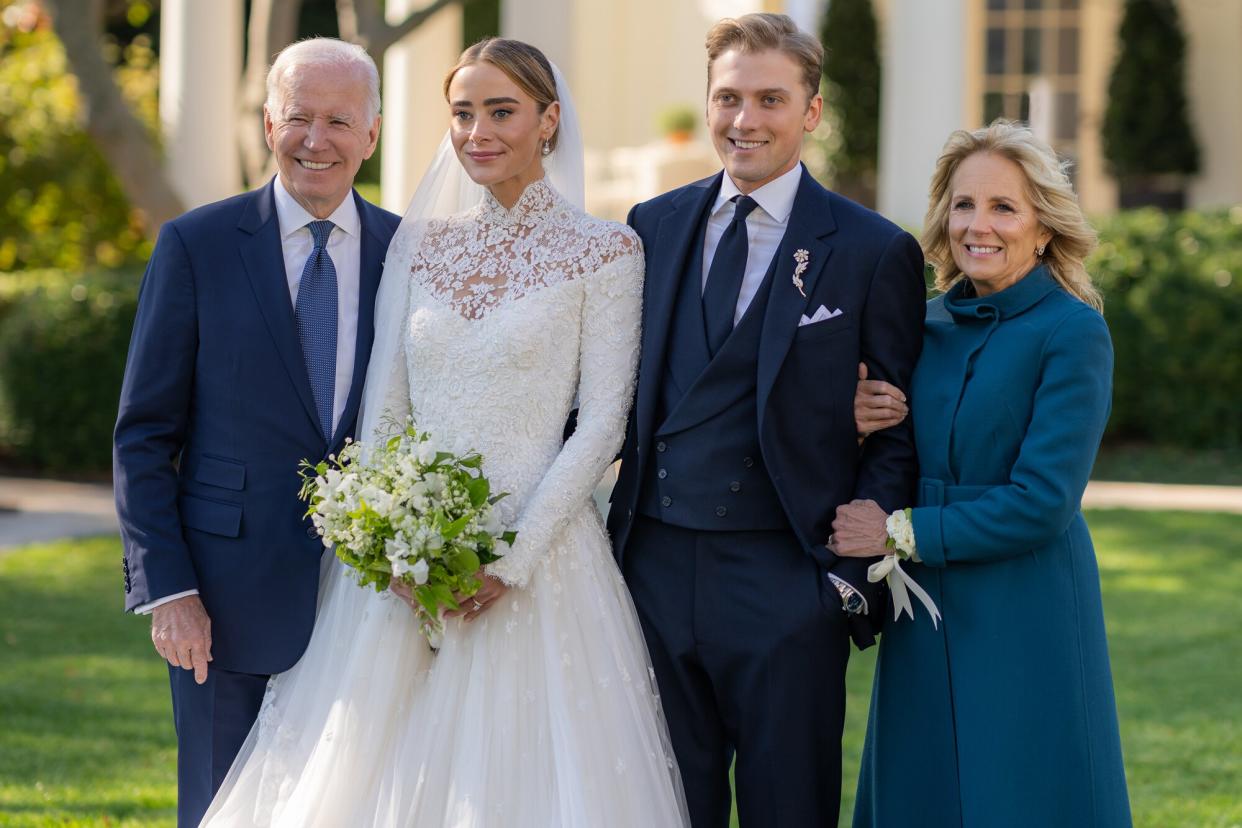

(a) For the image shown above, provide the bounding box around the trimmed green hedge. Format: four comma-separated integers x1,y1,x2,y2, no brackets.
1091,208,1242,449
0,208,1239,474
0,268,139,473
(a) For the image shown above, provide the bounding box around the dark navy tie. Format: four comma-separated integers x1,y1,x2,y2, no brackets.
294,220,338,440
702,194,758,355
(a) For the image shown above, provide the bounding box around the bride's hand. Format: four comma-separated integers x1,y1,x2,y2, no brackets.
389,579,419,612
446,573,509,622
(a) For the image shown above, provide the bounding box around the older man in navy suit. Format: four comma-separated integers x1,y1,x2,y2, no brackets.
113,38,400,826
607,14,926,827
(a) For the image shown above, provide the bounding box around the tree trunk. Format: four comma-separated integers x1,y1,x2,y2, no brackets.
238,0,303,187
45,0,185,235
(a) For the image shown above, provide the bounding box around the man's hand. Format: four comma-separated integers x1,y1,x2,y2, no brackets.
151,594,213,684
854,362,909,437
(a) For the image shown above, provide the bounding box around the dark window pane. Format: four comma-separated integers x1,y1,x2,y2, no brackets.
1060,0,1080,8
1058,27,1079,74
984,92,1005,124
1017,92,1031,122
1022,28,1042,74
988,0,1009,10
1055,91,1079,141
987,28,1007,75
1024,0,1044,9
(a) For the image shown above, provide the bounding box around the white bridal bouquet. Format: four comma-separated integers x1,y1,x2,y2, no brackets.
299,417,515,642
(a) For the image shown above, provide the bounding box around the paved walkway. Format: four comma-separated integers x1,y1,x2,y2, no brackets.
1,475,1240,552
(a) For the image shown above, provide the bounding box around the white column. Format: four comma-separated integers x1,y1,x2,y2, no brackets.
380,1,462,213
502,0,574,77
877,0,968,227
159,0,243,208
1183,0,1242,209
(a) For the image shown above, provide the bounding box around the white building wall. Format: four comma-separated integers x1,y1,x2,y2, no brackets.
159,0,243,208
877,0,968,228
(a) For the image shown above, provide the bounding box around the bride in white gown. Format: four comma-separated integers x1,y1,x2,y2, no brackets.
201,39,689,827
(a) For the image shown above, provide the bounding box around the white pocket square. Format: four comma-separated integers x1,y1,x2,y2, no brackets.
798,305,844,327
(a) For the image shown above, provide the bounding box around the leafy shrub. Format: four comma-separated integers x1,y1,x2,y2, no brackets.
0,268,140,473
0,23,155,271
1092,208,1242,449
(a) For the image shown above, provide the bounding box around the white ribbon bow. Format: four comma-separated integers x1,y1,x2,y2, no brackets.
868,554,941,629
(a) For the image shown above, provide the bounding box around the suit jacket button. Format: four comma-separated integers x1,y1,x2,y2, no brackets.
657,469,668,479
661,496,673,508
656,441,667,453
743,456,754,468
715,506,728,517
729,481,741,493
306,525,319,539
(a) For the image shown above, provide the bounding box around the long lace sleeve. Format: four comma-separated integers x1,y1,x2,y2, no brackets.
487,235,644,588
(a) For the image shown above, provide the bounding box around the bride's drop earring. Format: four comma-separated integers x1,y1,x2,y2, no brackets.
542,140,551,156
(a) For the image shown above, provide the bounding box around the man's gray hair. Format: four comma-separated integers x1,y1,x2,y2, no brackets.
266,37,381,122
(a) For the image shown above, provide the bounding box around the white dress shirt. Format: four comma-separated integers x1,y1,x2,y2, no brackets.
136,179,362,616
701,163,803,323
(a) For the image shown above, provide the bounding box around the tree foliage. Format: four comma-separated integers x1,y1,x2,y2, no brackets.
0,16,153,270
820,0,880,204
1102,0,1199,178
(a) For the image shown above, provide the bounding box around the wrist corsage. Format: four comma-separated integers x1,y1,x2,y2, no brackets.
867,508,941,628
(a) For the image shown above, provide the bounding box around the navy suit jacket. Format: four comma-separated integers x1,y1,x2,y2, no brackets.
608,168,926,645
114,180,400,675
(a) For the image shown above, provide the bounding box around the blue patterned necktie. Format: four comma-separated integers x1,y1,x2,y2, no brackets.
702,194,759,355
294,220,338,440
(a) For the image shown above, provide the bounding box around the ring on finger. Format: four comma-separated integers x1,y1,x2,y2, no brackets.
472,600,483,612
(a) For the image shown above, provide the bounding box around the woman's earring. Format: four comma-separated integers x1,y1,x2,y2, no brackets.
542,140,551,157
1036,243,1047,257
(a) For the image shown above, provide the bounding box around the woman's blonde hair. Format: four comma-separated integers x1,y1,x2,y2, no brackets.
922,120,1101,311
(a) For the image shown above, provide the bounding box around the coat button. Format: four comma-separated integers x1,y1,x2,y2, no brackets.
306,526,319,539
743,456,754,468
715,506,728,517
657,468,668,479
661,496,673,508
729,481,741,493
656,441,667,452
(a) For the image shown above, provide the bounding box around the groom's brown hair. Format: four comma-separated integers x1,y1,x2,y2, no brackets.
705,13,824,103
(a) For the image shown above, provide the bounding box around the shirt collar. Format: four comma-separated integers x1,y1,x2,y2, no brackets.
272,175,360,242
713,163,803,224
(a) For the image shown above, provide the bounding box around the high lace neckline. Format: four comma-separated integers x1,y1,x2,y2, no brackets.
480,178,563,228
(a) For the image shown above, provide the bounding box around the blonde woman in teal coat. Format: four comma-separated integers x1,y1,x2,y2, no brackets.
838,121,1132,827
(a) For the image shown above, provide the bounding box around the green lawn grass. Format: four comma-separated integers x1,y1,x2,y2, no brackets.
3,511,1241,827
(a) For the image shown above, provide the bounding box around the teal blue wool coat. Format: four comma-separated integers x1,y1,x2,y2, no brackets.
853,267,1132,827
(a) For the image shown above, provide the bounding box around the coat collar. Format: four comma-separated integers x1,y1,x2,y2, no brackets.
943,264,1060,321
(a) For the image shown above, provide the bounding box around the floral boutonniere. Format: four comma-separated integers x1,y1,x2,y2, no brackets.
792,249,810,297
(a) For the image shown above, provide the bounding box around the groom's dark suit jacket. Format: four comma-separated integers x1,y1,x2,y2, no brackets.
114,180,400,675
608,167,925,645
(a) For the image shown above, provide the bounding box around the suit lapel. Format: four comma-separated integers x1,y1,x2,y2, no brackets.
635,175,721,447
329,192,387,451
756,169,837,426
237,181,323,438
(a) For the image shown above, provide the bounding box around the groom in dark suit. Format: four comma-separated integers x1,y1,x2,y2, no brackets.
608,14,925,827
113,39,399,826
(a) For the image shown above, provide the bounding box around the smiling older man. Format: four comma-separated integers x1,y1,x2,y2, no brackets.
113,38,400,826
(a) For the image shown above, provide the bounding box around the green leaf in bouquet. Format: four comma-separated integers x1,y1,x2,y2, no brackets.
446,547,481,576
457,453,484,470
429,582,459,611
488,492,510,505
441,514,471,540
414,584,439,617
465,476,490,508
433,451,457,467
501,530,517,545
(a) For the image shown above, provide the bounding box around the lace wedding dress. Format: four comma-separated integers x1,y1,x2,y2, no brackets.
201,179,688,826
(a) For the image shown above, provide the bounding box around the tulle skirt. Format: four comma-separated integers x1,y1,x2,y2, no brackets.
200,506,689,827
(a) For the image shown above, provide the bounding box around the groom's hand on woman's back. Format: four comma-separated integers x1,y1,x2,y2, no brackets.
151,595,213,684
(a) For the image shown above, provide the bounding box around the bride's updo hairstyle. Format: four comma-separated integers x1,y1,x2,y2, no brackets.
443,38,561,152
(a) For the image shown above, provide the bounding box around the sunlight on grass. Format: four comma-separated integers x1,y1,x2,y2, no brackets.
3,511,1240,828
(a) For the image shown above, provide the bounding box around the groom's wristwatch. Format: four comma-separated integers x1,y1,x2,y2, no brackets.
828,574,867,615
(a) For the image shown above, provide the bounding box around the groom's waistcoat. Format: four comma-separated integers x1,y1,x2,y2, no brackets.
638,218,789,532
